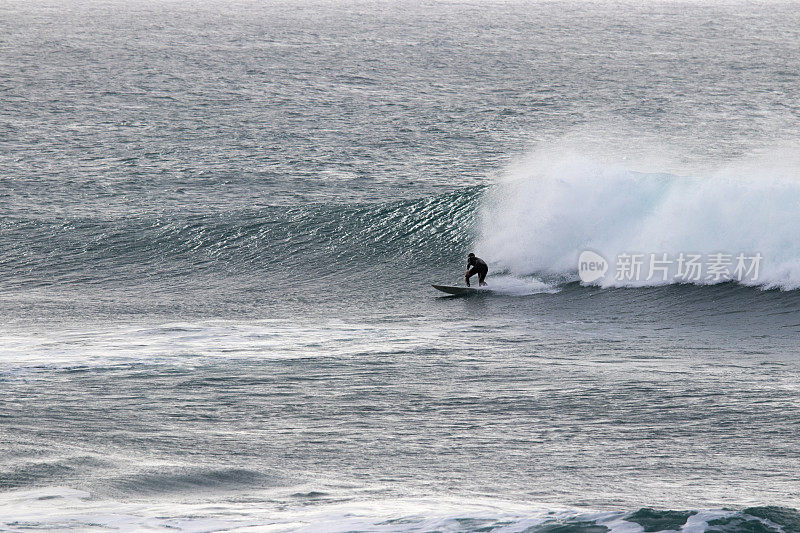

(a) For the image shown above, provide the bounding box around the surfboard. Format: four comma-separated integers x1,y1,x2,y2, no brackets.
432,284,490,295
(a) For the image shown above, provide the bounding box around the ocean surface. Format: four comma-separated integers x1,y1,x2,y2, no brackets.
3,0,800,531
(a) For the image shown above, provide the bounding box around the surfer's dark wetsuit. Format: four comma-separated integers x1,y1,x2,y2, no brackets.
465,253,488,287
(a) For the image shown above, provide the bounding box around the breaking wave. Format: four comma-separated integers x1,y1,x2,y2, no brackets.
477,149,800,290
5,148,800,293
1,488,798,533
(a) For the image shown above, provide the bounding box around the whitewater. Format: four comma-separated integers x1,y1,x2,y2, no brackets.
479,144,800,290
3,0,800,531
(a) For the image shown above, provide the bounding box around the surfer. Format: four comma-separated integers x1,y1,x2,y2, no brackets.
465,253,488,287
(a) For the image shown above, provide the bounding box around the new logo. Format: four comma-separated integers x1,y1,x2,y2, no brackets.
578,250,608,283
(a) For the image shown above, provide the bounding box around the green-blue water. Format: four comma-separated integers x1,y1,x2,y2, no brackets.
2,0,800,530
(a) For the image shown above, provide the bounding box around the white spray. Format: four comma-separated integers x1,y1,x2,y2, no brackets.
476,140,800,289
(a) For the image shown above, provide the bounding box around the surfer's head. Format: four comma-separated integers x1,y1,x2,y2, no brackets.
468,253,475,259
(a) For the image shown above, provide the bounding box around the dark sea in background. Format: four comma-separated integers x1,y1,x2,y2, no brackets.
2,0,800,531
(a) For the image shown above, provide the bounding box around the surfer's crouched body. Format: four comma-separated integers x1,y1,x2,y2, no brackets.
465,253,488,287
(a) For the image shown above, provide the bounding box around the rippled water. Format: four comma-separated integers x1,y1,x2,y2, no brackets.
2,0,800,531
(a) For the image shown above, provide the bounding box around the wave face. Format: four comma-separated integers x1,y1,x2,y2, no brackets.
0,187,481,292
477,150,800,290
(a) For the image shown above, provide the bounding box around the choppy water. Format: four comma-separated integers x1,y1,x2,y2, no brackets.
3,0,800,531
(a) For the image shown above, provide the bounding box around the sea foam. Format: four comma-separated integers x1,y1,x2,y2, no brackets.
477,144,800,290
